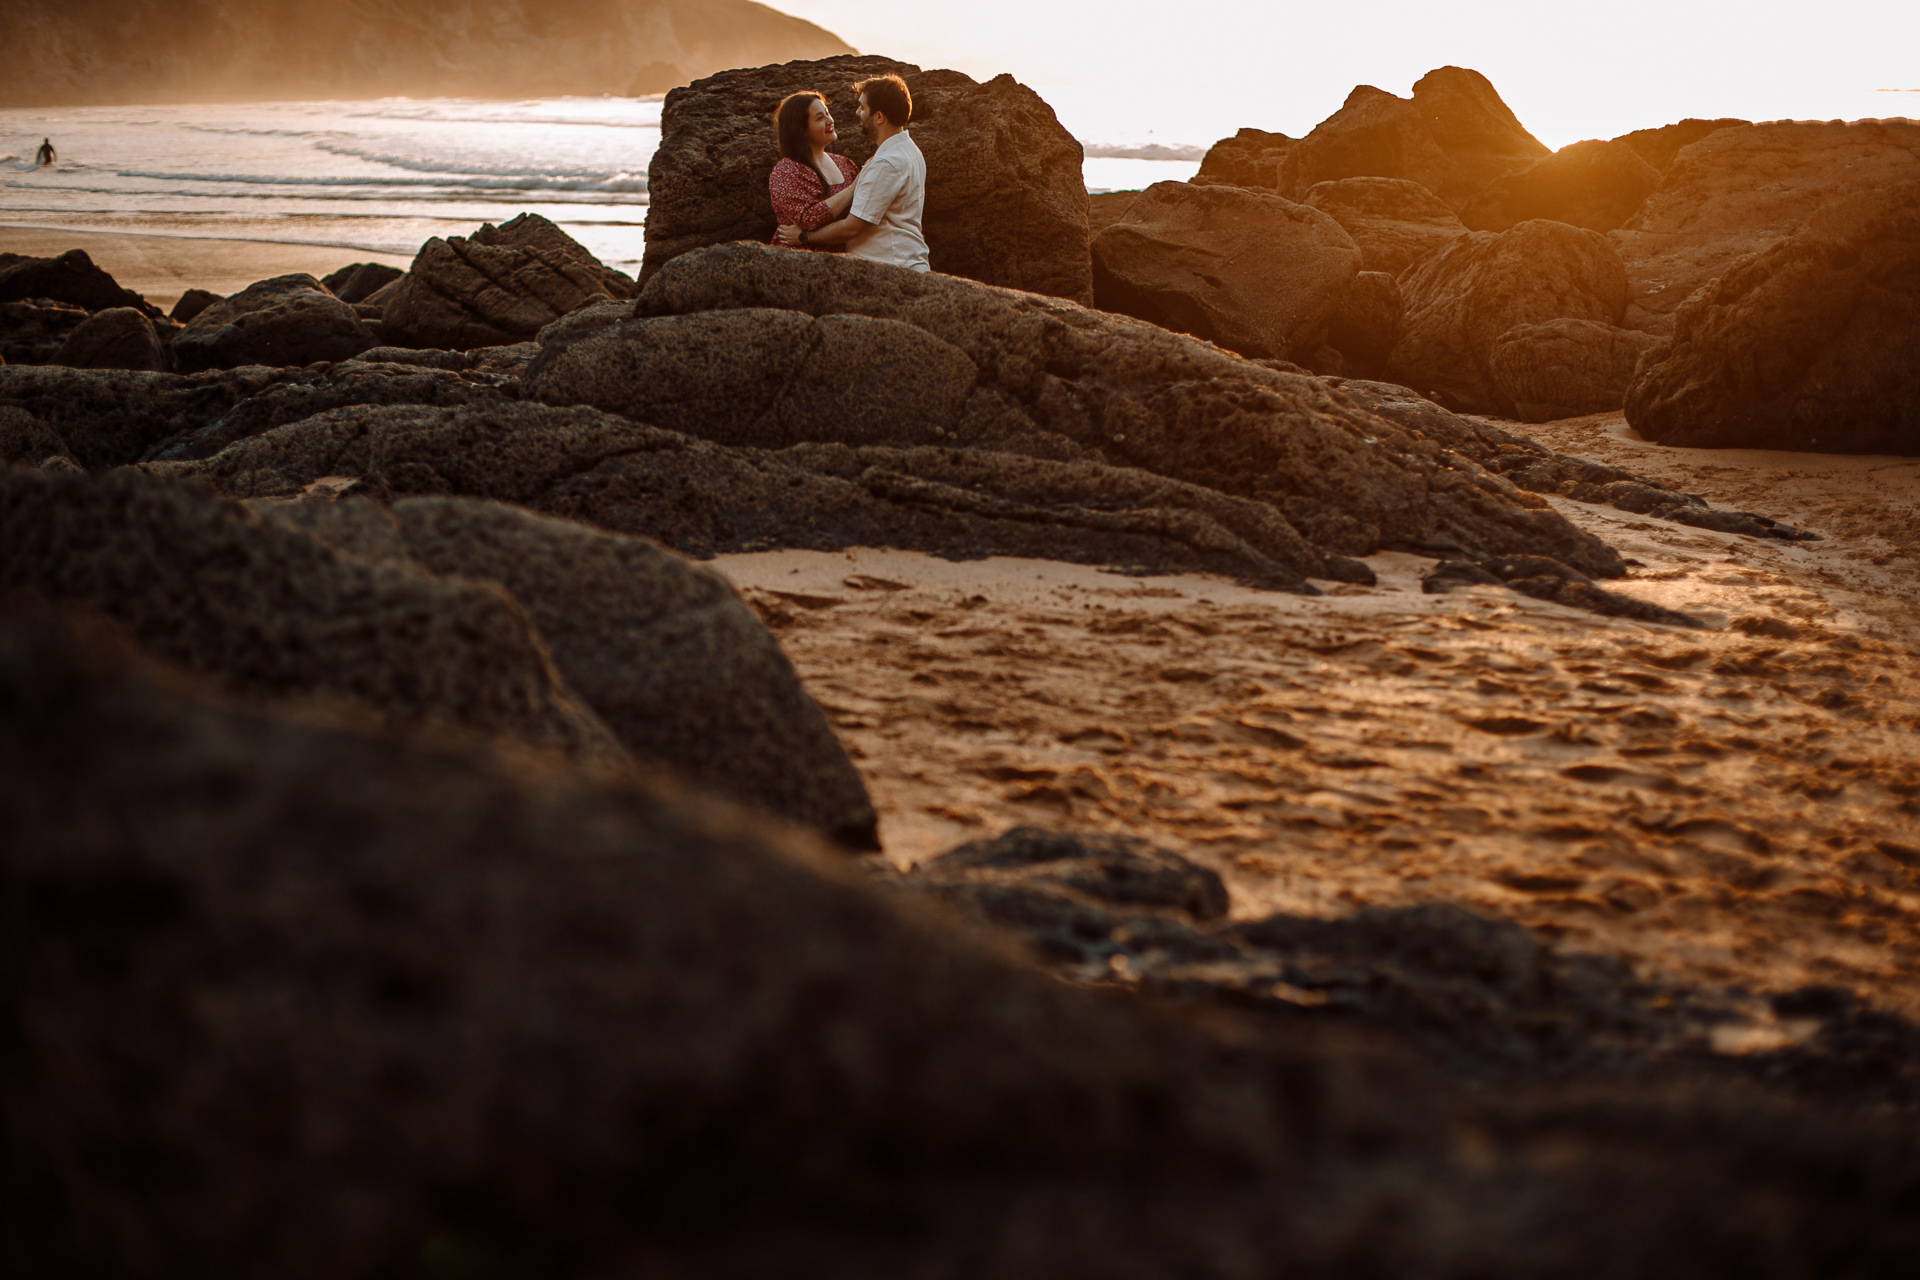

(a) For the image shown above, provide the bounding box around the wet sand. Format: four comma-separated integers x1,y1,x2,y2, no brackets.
0,227,411,311
714,413,1920,1032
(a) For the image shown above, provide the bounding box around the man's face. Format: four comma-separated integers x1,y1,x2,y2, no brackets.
857,93,878,141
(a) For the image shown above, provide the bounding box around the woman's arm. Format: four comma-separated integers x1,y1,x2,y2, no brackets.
769,160,838,231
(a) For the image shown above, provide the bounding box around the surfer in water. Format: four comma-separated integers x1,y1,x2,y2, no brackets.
35,138,55,166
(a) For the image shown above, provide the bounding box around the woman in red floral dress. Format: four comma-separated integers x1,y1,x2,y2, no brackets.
768,91,859,252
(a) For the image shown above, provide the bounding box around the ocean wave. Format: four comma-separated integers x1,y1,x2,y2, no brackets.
105,168,649,195
1081,142,1208,161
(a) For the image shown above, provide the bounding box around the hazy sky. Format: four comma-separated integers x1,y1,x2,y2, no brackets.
772,0,1919,149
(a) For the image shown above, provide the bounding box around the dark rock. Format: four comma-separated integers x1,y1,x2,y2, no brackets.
1327,271,1403,377
1625,180,1920,454
1278,67,1550,211
48,306,172,372
0,297,90,365
0,467,619,759
1087,190,1140,237
1386,221,1629,415
0,247,159,315
1422,553,1704,627
0,364,305,469
640,54,1093,304
380,214,637,351
1488,318,1662,420
1612,119,1920,333
172,273,380,372
1193,127,1293,189
0,405,77,469
319,261,405,304
608,243,1631,575
1301,177,1468,276
262,494,879,846
169,287,221,324
1091,181,1360,361
1460,139,1661,233
1611,117,1749,173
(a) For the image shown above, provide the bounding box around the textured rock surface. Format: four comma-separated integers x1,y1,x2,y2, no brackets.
1612,119,1920,333
1386,221,1629,414
260,494,878,845
1460,139,1661,233
0,247,158,315
7,608,1916,1277
0,467,619,758
1611,117,1749,173
170,287,222,324
380,214,638,351
1087,190,1140,237
0,364,303,468
1326,270,1403,377
1091,181,1361,360
1625,180,1920,454
1277,67,1549,210
1489,318,1662,421
640,54,1092,304
0,297,90,365
1301,177,1468,276
0,404,77,469
1193,127,1294,189
172,273,379,372
320,261,405,304
48,306,172,372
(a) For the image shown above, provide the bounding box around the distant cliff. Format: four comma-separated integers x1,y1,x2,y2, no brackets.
5,0,856,105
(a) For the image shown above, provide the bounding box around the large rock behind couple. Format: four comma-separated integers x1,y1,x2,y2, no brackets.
642,54,1092,304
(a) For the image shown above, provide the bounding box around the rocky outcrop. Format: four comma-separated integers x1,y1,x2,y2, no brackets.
0,364,304,468
1461,139,1661,233
0,405,77,469
1193,127,1293,189
1301,177,1468,276
1625,180,1920,454
172,273,379,372
1277,67,1549,210
320,261,404,304
1386,221,1629,415
170,287,221,323
263,494,878,844
641,55,1092,304
1612,119,1920,333
1612,117,1749,173
48,306,172,372
380,214,637,351
1087,190,1139,237
1091,182,1360,361
1488,319,1661,421
0,247,158,315
1326,271,1402,377
0,297,89,365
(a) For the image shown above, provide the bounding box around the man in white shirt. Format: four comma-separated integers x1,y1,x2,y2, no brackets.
777,74,929,272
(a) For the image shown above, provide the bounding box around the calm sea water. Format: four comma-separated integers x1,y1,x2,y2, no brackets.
0,98,1200,277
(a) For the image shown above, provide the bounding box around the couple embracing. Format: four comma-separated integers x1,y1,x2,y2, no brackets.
768,73,928,273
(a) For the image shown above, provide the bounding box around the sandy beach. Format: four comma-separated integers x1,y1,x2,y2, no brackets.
715,415,1920,1030
0,227,412,312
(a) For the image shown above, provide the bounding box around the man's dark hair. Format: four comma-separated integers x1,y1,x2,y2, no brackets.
853,74,912,128
772,91,826,165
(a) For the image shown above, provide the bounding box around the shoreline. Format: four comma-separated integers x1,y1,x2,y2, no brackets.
0,225,413,311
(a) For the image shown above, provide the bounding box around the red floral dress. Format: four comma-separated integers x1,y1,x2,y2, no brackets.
769,154,859,251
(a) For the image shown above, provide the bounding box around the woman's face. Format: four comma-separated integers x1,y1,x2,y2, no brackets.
807,99,836,149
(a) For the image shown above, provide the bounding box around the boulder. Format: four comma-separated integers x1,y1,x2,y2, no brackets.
0,466,619,760
319,261,405,304
1612,119,1920,333
0,405,77,469
379,213,638,350
640,54,1093,304
1301,177,1468,276
1624,180,1920,453
1326,270,1403,377
1386,220,1629,415
1091,181,1361,361
1611,118,1749,173
1461,139,1661,233
0,247,158,315
1277,67,1550,211
48,306,171,372
172,273,380,372
1088,190,1140,236
1192,127,1293,189
1488,318,1662,421
170,287,221,324
0,297,89,365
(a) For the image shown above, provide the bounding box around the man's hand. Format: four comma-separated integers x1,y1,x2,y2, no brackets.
776,223,804,246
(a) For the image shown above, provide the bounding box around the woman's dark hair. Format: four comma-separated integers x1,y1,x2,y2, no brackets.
852,74,912,128
773,91,825,164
